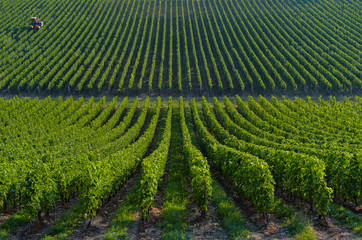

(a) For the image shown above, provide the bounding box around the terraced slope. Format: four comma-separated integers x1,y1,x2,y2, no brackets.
0,0,360,96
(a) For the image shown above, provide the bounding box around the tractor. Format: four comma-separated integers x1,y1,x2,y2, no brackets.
29,17,43,30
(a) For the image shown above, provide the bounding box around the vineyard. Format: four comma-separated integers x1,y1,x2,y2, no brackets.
0,96,360,239
0,0,361,238
0,0,361,96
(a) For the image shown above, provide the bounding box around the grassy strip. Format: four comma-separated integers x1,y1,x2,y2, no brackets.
291,225,316,240
329,203,362,235
159,107,189,240
42,203,84,240
210,178,251,239
273,198,317,240
0,209,34,239
104,182,140,239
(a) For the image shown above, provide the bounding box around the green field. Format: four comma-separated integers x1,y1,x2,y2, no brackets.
0,0,361,95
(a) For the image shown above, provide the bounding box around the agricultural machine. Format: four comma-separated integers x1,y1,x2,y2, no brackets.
29,17,43,30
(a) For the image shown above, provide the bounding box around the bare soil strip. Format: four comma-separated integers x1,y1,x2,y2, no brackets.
65,171,139,240
7,197,79,240
187,197,229,240
68,169,140,240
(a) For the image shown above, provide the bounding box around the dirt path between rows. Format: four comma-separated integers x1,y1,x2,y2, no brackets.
7,197,78,240
69,170,140,240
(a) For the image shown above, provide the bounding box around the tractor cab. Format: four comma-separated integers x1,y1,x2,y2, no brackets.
30,17,43,30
